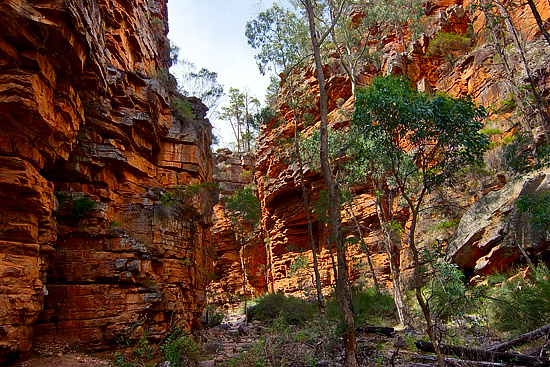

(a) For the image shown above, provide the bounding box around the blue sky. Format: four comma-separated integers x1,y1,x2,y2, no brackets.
167,0,279,147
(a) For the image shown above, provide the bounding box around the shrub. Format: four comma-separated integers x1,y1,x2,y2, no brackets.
423,260,468,322
71,197,95,219
202,303,224,328
516,192,550,239
161,331,201,365
479,128,502,135
427,32,473,62
247,292,317,325
150,16,165,33
326,288,396,326
488,264,550,335
173,96,196,119
54,191,68,206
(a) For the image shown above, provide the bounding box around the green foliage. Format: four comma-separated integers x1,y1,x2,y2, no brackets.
150,16,165,33
54,191,68,206
488,264,550,334
134,330,153,361
423,260,468,322
351,75,489,192
202,303,224,328
168,39,179,66
245,3,310,75
225,187,261,227
503,133,550,173
113,328,154,367
109,220,122,228
156,68,170,82
326,288,396,326
499,92,517,111
173,96,196,119
289,254,310,276
435,218,460,230
161,331,201,365
479,128,502,135
71,197,96,220
516,192,550,238
426,32,473,62
247,292,317,325
220,87,261,152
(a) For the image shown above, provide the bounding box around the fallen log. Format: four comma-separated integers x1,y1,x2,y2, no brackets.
355,325,394,336
487,323,550,352
413,353,505,366
415,341,550,366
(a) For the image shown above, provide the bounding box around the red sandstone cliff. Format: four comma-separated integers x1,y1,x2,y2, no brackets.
252,0,550,298
0,0,214,361
208,149,267,308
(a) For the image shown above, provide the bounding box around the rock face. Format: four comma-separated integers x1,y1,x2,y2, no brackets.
209,149,267,307
447,170,550,275
0,0,214,361
251,0,550,297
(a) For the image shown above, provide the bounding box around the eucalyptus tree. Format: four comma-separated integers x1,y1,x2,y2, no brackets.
220,88,245,152
346,129,408,326
300,0,359,365
352,75,490,367
224,187,262,322
175,59,224,118
246,3,326,314
245,3,310,75
220,88,260,152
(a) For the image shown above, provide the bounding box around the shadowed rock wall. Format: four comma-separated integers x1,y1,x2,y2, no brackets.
0,0,214,361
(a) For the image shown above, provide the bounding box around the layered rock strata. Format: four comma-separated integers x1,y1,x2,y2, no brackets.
0,0,213,361
209,149,267,307
253,0,550,297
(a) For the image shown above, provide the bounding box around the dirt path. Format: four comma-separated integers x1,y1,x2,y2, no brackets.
5,313,258,367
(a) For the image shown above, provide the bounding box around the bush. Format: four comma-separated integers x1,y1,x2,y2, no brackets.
326,288,396,326
517,192,550,239
423,260,468,322
173,97,196,119
161,331,201,365
247,292,317,325
488,264,550,335
202,303,224,328
71,197,95,219
427,32,473,62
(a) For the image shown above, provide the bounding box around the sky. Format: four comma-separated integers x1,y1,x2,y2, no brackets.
167,0,281,147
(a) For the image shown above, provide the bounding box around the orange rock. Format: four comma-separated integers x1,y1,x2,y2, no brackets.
0,0,214,361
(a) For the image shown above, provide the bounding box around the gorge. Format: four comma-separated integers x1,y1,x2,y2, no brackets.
0,0,549,364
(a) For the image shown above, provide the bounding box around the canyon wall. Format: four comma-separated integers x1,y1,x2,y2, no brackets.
253,0,550,297
208,149,267,308
0,0,214,361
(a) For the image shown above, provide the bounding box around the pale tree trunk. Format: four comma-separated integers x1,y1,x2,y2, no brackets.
494,0,550,143
294,116,325,314
325,225,339,282
303,0,358,364
373,190,408,326
286,73,325,314
239,245,248,323
403,190,445,367
346,202,380,291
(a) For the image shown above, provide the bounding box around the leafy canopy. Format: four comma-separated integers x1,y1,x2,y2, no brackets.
351,75,489,191
225,187,261,228
245,3,310,75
